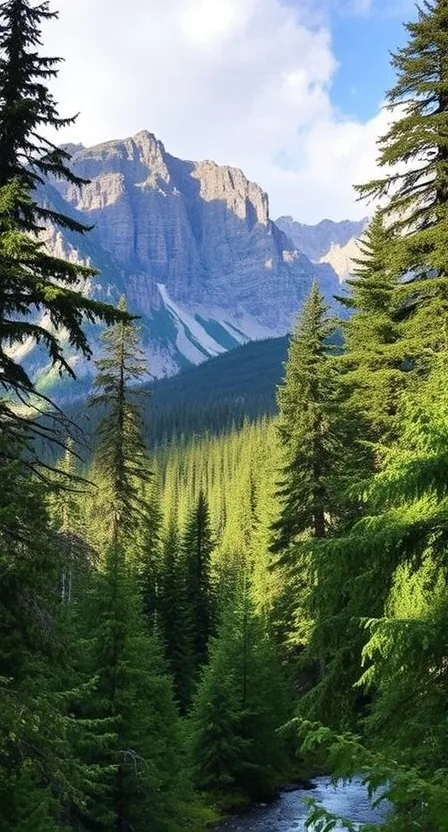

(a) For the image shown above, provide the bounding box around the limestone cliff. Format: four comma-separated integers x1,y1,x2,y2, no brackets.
276,215,367,280
35,130,341,391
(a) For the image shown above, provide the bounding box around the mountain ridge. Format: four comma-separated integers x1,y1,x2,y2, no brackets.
23,129,360,396
276,215,367,281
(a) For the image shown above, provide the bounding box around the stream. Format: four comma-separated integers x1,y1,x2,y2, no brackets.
215,776,387,831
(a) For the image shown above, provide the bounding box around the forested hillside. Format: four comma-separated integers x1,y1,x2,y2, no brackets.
3,2,448,832
69,335,289,448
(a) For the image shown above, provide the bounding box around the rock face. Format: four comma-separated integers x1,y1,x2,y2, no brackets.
276,215,368,281
33,130,343,392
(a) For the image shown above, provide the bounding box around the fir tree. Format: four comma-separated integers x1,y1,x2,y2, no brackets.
269,284,359,655
90,295,151,544
298,358,448,832
0,0,84,220
356,0,448,362
79,543,186,832
135,479,163,624
339,211,406,443
48,442,92,603
190,571,289,803
0,2,125,427
84,301,189,829
159,518,193,713
271,283,340,551
0,445,93,830
183,490,215,676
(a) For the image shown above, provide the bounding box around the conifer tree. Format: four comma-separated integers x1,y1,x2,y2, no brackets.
183,490,215,676
85,302,188,830
90,295,151,543
339,212,406,442
271,283,340,552
0,445,92,830
0,0,84,218
79,543,185,832
48,442,92,603
299,359,448,832
269,284,360,654
190,571,289,802
132,479,163,624
299,0,448,736
357,0,448,362
0,0,125,442
159,519,193,713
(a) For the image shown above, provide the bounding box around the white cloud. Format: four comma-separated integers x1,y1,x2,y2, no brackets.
42,0,389,222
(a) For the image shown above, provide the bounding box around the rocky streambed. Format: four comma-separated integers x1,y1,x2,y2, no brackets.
215,776,387,831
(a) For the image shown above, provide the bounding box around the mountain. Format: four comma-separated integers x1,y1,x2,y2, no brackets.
24,129,342,395
276,216,368,281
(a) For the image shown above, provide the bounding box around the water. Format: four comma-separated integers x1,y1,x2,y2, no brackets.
215,777,387,832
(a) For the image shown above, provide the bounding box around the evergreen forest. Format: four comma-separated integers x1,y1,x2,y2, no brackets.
2,1,448,831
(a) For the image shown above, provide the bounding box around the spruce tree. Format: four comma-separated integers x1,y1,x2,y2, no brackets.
135,479,163,624
84,303,188,830
357,0,448,362
90,295,151,543
190,572,289,803
339,211,406,443
0,446,92,830
0,0,124,433
271,283,340,551
79,543,185,832
159,519,193,713
299,359,448,832
269,284,361,655
0,0,84,218
183,490,215,677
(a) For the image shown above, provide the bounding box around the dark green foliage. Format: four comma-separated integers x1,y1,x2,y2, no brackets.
339,211,406,442
0,447,93,830
8,2,448,829
272,284,341,550
184,490,216,674
270,285,359,658
0,0,84,222
0,0,124,455
90,295,152,541
159,519,194,712
190,573,289,802
294,7,448,827
135,480,163,623
78,543,186,832
357,0,448,363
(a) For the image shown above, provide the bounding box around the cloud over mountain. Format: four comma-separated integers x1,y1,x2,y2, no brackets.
43,0,390,222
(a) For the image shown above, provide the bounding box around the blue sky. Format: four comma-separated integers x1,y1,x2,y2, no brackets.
44,0,417,223
329,1,409,120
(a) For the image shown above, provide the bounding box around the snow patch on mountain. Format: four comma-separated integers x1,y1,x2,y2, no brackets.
157,283,227,361
156,284,279,371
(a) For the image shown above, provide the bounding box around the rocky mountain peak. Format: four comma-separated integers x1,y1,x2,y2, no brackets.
30,128,343,395
190,160,269,226
276,215,367,263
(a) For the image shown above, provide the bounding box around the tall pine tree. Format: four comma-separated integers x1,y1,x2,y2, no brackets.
90,295,151,542
339,211,405,443
0,0,124,446
183,490,215,684
82,301,187,830
357,0,448,363
272,283,341,551
190,570,289,804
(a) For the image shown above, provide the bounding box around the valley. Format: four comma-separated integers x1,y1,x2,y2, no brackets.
2,1,448,831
